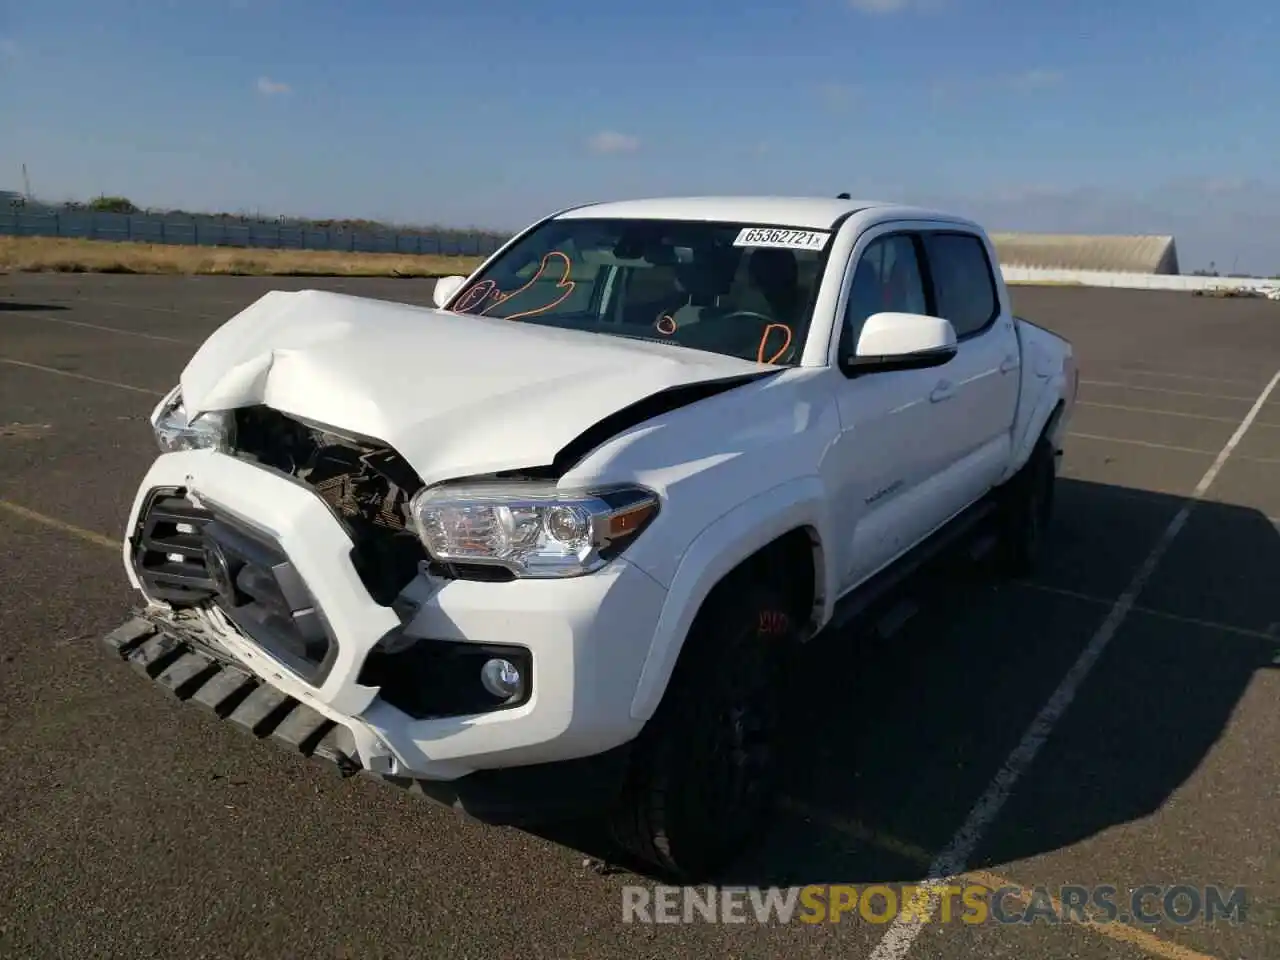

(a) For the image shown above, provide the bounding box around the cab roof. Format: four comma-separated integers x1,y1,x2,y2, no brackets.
554,195,974,232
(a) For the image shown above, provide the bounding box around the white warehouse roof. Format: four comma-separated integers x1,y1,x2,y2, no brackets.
991,232,1180,275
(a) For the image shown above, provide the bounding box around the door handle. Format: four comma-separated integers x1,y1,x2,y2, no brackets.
999,354,1019,374
930,380,955,403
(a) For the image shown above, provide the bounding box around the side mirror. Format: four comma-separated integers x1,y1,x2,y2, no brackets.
844,312,957,374
432,275,466,309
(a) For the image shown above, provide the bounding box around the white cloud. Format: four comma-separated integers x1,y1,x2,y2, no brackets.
1008,68,1064,91
818,82,858,110
929,68,1064,103
256,76,291,96
848,0,911,11
1200,177,1247,196
587,131,640,155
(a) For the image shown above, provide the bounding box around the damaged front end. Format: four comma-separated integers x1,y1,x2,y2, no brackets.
127,355,767,701
132,400,433,686
113,289,777,788
130,394,644,728
111,394,670,812
230,405,433,604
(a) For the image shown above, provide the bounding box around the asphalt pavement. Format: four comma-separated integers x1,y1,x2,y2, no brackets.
1,274,1277,960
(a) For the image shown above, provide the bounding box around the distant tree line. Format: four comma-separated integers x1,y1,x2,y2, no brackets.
12,192,511,242
1192,262,1280,280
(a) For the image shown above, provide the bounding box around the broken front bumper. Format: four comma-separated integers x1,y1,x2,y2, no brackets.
103,612,364,771
99,612,634,823
109,450,669,816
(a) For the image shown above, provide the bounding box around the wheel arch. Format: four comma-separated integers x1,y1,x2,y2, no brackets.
1006,381,1068,483
628,478,832,724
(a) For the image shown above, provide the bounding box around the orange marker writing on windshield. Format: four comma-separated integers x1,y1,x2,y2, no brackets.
481,251,576,322
757,323,793,364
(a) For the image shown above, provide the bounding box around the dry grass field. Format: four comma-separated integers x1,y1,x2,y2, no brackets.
0,236,1116,289
0,236,486,278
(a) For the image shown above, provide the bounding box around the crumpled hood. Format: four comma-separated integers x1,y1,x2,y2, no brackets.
181,289,771,486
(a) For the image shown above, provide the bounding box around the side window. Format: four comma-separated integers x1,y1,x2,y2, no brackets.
920,232,999,337
842,233,927,354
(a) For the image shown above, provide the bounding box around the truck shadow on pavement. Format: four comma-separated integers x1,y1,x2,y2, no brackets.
531,477,1280,887
0,301,70,311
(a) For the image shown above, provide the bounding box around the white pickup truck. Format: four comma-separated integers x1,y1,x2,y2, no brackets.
104,196,1077,880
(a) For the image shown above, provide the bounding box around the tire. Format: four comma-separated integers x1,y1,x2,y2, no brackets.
608,576,793,881
994,435,1056,578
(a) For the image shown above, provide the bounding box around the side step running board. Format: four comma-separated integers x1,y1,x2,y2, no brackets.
825,499,999,636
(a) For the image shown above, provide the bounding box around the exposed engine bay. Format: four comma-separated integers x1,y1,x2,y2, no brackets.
230,405,432,603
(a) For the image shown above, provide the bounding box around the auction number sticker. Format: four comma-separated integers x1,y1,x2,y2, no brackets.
733,227,831,251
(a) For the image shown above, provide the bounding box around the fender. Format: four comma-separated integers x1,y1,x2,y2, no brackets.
1004,371,1068,481
629,475,834,722
998,318,1073,483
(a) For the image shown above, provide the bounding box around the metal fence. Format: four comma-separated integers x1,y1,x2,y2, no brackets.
0,209,511,258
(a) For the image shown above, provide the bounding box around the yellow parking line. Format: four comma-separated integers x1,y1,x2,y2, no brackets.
780,798,1220,960
0,357,165,396
0,499,121,550
779,796,936,864
964,871,1219,960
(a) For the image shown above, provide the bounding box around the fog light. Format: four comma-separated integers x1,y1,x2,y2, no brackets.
480,658,522,700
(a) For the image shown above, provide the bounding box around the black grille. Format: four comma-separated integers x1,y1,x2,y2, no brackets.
132,490,218,605
131,488,337,686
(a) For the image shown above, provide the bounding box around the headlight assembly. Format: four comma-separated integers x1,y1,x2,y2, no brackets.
408,481,660,579
151,385,234,453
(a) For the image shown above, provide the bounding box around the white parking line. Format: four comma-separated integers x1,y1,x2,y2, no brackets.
1076,400,1243,424
867,367,1280,960
1068,431,1280,467
1067,432,1216,456
1080,380,1257,402
1116,367,1268,388
93,297,232,319
0,357,165,396
13,292,232,320
5,312,197,345
1018,581,1279,642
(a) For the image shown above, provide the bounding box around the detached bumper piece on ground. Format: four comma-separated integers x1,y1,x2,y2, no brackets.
99,614,631,822
102,615,366,776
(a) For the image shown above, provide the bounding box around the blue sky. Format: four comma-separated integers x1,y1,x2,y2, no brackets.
2,0,1278,273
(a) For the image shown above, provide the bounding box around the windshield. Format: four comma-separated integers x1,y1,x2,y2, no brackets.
446,217,834,366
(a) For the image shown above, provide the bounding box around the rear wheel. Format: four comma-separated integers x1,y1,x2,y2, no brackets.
994,436,1056,577
608,577,793,881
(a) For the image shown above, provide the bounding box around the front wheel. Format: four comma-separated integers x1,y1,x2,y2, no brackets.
608,580,793,881
994,436,1057,578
